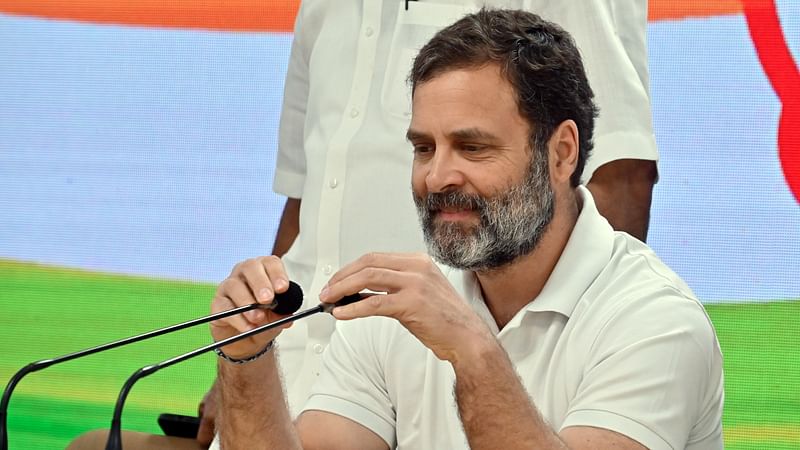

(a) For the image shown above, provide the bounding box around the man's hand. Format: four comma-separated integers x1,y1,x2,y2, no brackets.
196,199,302,446
319,252,496,364
195,381,218,447
210,256,295,359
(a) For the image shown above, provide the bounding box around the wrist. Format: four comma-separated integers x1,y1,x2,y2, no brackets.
450,331,504,371
215,339,275,364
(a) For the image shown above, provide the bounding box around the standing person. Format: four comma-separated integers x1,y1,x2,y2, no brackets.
198,0,658,445
210,9,722,449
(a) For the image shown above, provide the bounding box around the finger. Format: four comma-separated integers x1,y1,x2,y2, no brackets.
325,252,426,288
210,295,256,334
321,267,410,305
260,255,290,294
238,257,278,305
217,277,259,308
217,277,271,325
196,415,215,446
332,292,400,320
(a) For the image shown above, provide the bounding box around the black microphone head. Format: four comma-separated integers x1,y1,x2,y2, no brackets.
272,281,304,315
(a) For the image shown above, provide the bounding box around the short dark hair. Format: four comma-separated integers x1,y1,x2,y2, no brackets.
410,9,599,186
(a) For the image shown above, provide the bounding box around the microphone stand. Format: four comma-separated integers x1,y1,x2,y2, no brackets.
0,301,267,450
105,298,360,450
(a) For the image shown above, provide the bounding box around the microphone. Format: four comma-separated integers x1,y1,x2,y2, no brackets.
104,292,366,450
0,282,304,450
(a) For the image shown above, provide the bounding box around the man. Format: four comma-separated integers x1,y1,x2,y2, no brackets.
199,2,659,442
210,9,723,449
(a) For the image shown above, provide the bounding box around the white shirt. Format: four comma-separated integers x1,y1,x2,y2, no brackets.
304,186,723,449
272,0,659,414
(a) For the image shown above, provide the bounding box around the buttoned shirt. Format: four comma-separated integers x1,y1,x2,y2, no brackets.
304,186,723,449
272,0,659,414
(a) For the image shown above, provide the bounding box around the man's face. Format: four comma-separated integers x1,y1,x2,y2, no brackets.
408,65,554,271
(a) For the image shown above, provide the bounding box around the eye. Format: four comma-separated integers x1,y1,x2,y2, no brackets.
462,144,487,153
413,144,434,156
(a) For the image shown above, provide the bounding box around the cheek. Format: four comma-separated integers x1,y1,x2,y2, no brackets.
411,165,428,198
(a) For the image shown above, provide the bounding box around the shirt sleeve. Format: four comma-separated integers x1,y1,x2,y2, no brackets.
301,318,398,448
561,292,724,449
521,0,659,182
272,1,312,199
584,0,659,181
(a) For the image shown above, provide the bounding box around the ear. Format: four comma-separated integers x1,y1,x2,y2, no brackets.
548,120,579,184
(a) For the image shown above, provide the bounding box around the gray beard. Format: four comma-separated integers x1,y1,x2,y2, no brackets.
414,153,554,271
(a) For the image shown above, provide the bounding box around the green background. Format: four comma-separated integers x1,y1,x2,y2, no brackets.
2,259,799,449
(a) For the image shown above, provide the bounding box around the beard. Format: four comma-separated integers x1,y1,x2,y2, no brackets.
413,151,554,272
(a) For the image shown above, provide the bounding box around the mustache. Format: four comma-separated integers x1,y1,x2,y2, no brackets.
418,191,486,211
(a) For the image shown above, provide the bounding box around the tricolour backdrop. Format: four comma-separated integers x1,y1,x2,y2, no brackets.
1,1,798,448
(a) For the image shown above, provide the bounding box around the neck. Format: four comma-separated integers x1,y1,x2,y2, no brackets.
475,189,580,329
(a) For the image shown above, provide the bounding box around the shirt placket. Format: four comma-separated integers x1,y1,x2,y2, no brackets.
297,0,383,386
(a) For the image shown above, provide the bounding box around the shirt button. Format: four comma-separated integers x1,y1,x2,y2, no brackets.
365,27,374,37
322,264,332,275
350,108,359,118
313,343,325,354
328,178,338,189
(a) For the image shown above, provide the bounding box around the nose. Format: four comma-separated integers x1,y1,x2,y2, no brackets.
424,148,465,193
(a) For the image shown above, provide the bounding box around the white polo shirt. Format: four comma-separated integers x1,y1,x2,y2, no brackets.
303,187,723,449
273,0,659,415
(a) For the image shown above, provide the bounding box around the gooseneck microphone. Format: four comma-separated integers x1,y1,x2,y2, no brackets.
104,292,365,450
0,282,304,450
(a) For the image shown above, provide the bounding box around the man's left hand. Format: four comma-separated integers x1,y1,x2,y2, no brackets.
319,252,496,364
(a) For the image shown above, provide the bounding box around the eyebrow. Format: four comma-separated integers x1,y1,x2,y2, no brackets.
406,129,429,142
406,127,502,143
449,127,502,142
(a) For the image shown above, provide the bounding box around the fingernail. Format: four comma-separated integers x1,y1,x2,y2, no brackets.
319,287,330,301
258,288,272,302
274,278,288,290
332,306,349,320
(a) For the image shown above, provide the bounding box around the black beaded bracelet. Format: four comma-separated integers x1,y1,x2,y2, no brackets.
214,340,275,365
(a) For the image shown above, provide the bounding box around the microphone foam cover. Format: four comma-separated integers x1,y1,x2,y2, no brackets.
272,280,304,315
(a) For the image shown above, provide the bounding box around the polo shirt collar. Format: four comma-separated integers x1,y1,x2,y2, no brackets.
522,185,614,318
458,185,615,327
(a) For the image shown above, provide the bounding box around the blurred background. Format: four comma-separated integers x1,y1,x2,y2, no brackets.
1,1,798,448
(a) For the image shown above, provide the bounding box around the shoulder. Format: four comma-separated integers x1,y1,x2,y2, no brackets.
574,232,719,365
292,0,342,48
596,232,701,308
562,237,723,447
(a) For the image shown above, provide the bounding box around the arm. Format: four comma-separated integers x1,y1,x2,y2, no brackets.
272,197,301,256
586,159,656,241
584,0,657,242
532,0,656,241
209,256,300,448
218,351,301,449
195,197,301,445
454,340,645,449
319,253,646,450
210,256,387,449
453,336,568,449
200,0,314,442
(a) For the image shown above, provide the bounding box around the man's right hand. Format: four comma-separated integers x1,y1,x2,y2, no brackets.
209,256,295,360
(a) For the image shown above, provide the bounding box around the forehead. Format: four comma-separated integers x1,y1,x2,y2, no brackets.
409,65,529,140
